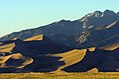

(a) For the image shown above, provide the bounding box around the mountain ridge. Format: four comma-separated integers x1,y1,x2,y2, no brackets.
1,9,119,41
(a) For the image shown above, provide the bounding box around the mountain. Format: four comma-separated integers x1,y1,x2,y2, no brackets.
1,10,119,73
0,20,83,42
0,9,119,48
76,21,119,48
80,10,119,28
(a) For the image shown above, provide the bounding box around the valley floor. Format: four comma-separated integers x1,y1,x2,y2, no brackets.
0,72,119,79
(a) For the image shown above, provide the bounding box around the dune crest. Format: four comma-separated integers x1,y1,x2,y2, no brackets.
24,34,43,41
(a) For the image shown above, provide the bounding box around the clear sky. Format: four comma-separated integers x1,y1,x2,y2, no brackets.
0,0,119,37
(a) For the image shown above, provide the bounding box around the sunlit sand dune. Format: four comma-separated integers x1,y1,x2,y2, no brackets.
24,35,43,41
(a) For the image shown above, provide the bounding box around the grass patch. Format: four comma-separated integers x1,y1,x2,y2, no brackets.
0,72,119,79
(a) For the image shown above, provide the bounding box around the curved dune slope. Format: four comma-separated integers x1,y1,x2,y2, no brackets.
52,49,87,72
0,43,15,53
1,34,119,73
0,53,33,69
24,34,43,41
0,35,72,72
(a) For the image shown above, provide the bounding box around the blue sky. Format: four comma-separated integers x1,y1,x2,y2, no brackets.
0,0,119,37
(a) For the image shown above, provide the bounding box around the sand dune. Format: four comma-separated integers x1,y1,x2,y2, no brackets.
0,35,71,72
0,42,2,44
0,43,15,53
0,34,119,73
0,53,33,69
52,49,87,72
87,68,99,73
24,34,43,41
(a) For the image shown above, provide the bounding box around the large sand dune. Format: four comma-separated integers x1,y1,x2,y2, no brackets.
0,35,119,73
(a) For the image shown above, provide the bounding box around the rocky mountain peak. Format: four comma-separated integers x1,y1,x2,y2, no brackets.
103,9,117,17
56,20,71,24
80,10,118,20
117,12,119,16
94,11,103,18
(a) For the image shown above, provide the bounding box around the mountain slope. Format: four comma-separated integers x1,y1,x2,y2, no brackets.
0,20,83,41
76,21,119,48
79,10,119,28
0,10,119,48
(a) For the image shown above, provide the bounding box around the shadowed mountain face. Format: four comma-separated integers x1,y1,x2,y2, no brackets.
0,10,119,48
0,20,83,42
76,21,119,48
